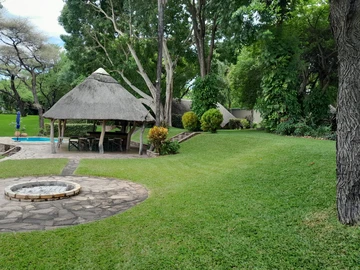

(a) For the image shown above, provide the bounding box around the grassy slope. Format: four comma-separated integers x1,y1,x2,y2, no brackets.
0,114,42,136
0,130,358,269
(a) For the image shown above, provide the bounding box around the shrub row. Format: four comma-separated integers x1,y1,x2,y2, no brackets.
275,119,335,140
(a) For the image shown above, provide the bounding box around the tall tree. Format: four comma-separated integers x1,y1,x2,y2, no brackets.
330,0,360,225
0,16,60,130
61,0,187,126
156,0,166,125
0,46,27,116
186,0,247,78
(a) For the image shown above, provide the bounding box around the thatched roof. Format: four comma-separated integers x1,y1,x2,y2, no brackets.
44,68,154,122
172,99,235,127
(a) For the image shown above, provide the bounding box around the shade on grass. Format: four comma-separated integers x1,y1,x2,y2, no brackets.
0,130,358,269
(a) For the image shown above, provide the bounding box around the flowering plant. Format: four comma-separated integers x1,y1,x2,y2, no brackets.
147,126,168,153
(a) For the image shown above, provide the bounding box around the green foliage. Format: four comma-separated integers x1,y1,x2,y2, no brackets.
160,140,180,155
275,117,334,139
228,118,242,129
44,123,93,137
228,46,262,109
293,122,313,137
256,30,302,132
200,108,223,133
240,118,250,129
38,53,82,110
182,111,199,132
147,126,168,153
303,86,334,125
275,119,297,135
191,75,219,118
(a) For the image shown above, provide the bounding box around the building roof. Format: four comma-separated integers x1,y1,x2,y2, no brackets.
43,68,154,122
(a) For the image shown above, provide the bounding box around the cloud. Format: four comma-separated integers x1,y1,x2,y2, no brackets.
2,0,66,41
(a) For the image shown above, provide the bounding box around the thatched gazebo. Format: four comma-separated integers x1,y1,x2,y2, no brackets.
43,68,154,154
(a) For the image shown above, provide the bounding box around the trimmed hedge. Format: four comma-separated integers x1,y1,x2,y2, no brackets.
200,108,223,133
182,111,200,131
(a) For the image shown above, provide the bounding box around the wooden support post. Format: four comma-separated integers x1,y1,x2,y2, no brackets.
57,120,63,148
61,119,66,145
127,122,137,151
50,119,56,154
139,123,145,155
99,120,106,154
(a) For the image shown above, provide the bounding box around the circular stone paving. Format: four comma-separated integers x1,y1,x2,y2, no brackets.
0,176,148,232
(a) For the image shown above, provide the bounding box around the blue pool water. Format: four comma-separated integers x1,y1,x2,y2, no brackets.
12,137,58,142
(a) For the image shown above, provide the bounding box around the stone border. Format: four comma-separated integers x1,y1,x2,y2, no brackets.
4,180,81,202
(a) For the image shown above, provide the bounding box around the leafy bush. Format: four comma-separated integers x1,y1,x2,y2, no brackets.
182,111,199,131
201,108,223,133
171,114,183,128
240,118,250,129
275,119,296,135
324,132,336,141
160,140,180,155
147,126,168,153
191,74,219,118
44,123,93,137
228,118,243,129
311,125,331,137
293,122,313,136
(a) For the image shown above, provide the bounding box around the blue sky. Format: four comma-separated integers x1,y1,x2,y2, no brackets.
2,0,66,46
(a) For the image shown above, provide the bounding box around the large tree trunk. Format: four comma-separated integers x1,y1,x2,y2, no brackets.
163,40,174,126
330,0,360,225
156,0,165,126
188,0,207,78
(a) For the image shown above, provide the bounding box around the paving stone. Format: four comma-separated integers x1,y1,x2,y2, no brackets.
29,208,56,214
0,175,148,232
54,218,77,226
6,211,23,218
0,218,18,224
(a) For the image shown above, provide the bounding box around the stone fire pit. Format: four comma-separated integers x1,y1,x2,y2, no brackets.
4,180,81,202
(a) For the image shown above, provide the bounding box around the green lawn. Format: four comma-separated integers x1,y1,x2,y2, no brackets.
0,114,43,136
0,130,358,269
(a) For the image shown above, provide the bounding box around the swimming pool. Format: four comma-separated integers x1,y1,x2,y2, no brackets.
12,137,58,142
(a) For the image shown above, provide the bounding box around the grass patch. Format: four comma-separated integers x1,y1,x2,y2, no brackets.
0,159,68,178
0,130,358,269
0,114,43,136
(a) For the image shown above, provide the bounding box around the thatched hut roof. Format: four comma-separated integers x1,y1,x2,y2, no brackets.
44,68,154,122
172,99,235,127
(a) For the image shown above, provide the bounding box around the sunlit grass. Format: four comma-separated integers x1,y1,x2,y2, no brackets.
0,159,68,178
0,114,44,136
0,130,357,269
